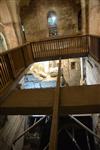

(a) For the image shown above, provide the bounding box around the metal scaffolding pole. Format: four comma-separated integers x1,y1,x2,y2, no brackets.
85,131,91,150
13,116,46,144
69,115,100,142
64,129,82,150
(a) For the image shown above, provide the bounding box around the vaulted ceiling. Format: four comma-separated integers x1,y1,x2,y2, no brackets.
19,0,31,6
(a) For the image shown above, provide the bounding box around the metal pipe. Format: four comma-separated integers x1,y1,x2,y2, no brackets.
43,125,64,150
43,143,49,150
64,129,82,150
85,131,91,150
69,115,100,142
13,116,46,144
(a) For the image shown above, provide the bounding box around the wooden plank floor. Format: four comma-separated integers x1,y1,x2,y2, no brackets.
0,84,100,114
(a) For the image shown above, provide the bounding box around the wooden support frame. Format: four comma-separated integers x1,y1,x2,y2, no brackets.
49,58,61,150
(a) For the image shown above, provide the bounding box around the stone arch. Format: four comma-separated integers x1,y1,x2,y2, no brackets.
0,0,23,48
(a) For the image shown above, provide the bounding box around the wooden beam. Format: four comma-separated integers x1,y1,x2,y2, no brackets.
1,85,100,114
49,58,61,150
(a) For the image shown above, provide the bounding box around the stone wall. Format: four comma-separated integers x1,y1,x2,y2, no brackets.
62,58,81,86
7,0,23,45
84,56,100,146
20,0,81,42
0,0,23,49
85,56,100,85
0,115,26,150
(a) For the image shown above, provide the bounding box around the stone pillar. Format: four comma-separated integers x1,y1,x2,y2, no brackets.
7,0,23,45
0,0,23,49
81,0,87,34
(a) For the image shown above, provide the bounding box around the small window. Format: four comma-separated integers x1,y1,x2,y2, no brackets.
71,62,76,69
47,11,58,37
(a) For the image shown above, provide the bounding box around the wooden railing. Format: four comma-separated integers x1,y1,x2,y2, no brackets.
31,35,89,61
0,44,34,98
0,34,100,99
0,53,13,92
89,35,100,61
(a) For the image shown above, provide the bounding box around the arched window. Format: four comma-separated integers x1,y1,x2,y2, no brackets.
0,32,7,53
47,11,58,37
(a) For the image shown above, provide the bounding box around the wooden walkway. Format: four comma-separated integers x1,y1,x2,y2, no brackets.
1,84,100,114
0,34,100,115
1,34,99,98
1,40,100,150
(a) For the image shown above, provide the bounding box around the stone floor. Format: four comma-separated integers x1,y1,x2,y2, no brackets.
20,73,57,89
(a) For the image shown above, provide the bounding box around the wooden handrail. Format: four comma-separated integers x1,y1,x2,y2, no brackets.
31,34,89,61
0,34,100,56
0,34,90,57
0,43,30,56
